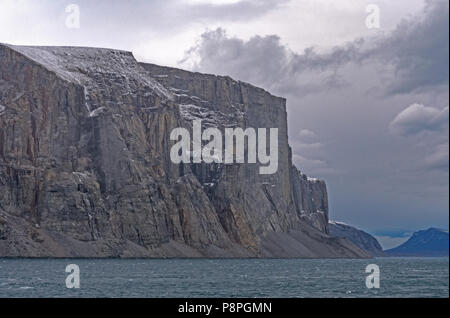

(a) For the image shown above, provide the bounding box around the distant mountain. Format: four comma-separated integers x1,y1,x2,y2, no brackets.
329,221,385,257
384,228,449,257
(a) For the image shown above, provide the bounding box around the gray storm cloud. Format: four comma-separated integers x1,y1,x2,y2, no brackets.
181,0,449,232
51,0,290,31
425,143,449,171
183,0,449,96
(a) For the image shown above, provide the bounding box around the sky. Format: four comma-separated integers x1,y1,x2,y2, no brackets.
0,0,448,249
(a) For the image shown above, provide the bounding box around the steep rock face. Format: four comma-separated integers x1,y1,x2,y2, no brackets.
329,221,384,257
0,44,369,258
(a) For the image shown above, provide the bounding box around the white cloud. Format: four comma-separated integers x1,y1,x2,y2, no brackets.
389,104,449,136
298,129,317,139
389,103,449,172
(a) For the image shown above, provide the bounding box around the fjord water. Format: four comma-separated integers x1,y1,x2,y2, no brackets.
0,258,448,298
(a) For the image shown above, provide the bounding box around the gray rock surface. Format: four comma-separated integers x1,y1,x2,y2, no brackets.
0,44,370,258
329,221,384,257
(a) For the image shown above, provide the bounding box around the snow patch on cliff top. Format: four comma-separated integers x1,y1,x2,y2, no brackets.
5,44,173,101
329,220,349,226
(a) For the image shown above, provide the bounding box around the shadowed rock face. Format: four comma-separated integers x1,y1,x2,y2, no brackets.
384,228,449,257
0,44,370,258
329,221,384,257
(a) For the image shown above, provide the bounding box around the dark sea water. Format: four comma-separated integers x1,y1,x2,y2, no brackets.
0,257,448,298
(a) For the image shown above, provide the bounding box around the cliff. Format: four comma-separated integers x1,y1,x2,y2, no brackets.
0,44,369,258
329,221,384,257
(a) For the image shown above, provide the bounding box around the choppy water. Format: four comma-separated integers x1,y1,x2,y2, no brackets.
0,257,448,298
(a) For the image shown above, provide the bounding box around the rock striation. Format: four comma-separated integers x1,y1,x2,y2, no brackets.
0,44,369,258
329,221,384,257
